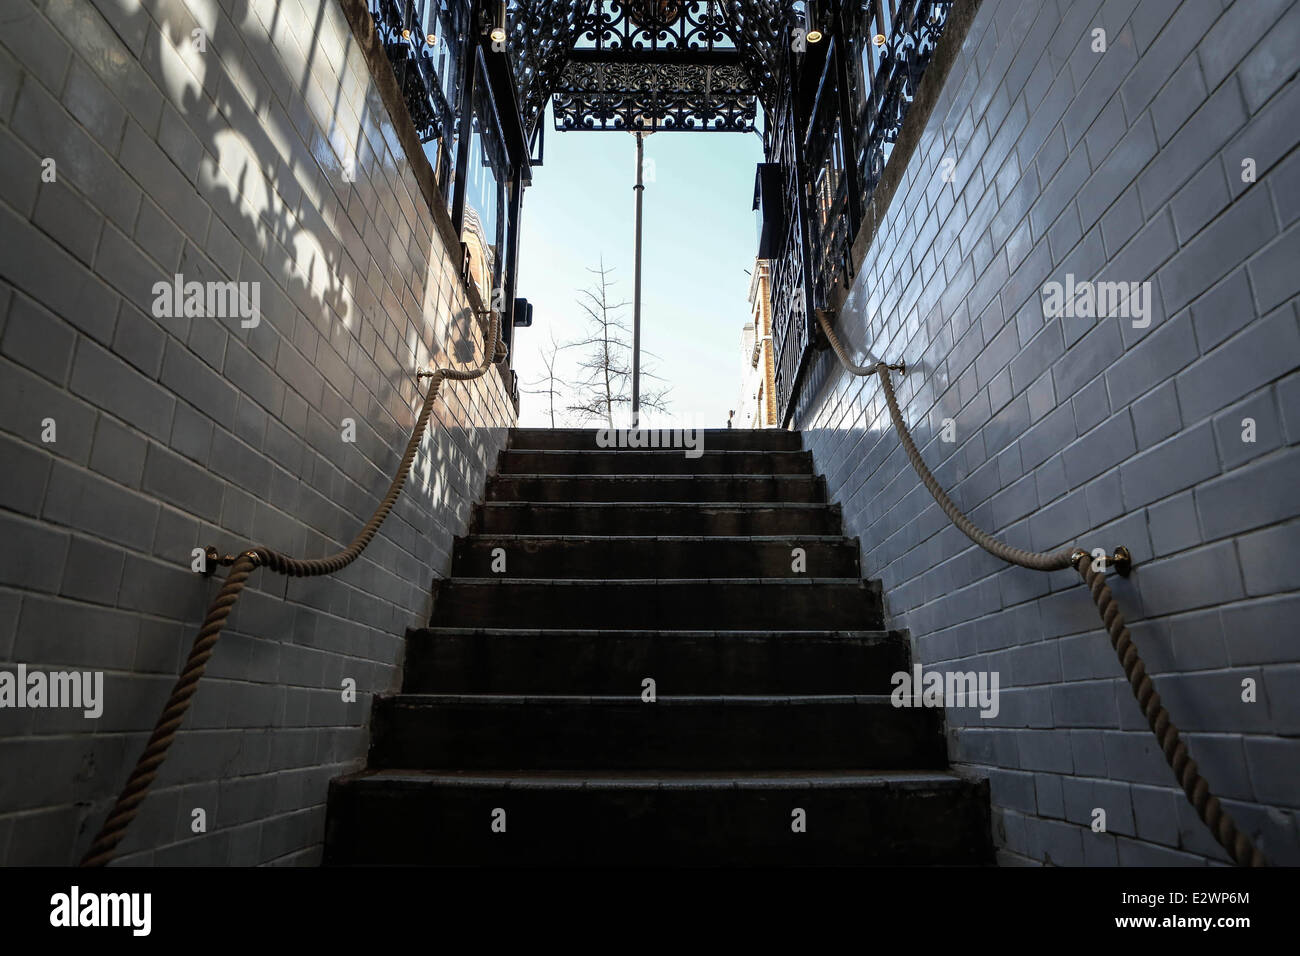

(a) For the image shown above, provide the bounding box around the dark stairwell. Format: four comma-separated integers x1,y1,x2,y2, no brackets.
324,428,992,864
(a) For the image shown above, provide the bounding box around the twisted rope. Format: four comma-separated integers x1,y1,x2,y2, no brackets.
1071,552,1266,867
814,308,1266,867
81,312,506,867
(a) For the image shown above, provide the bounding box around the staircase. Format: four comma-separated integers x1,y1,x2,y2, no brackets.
324,428,992,864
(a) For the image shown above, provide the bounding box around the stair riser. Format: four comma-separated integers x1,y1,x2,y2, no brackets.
431,582,884,630
508,429,804,452
497,450,813,475
486,475,826,503
369,699,945,770
325,780,992,865
451,537,860,578
475,504,842,535
321,420,998,867
402,631,911,694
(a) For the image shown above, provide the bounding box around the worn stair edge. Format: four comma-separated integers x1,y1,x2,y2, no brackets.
333,768,981,790
485,473,829,503
471,502,846,535
496,449,814,475
476,501,838,509
450,535,862,573
451,533,858,542
434,576,871,585
405,626,904,637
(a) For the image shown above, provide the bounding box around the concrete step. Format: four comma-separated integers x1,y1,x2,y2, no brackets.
485,473,827,503
402,628,910,694
368,694,947,771
473,502,843,535
508,428,803,452
324,769,993,865
497,448,814,475
429,578,884,630
450,534,861,578
323,425,997,866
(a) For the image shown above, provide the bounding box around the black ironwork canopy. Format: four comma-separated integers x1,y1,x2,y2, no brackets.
363,0,961,425
507,1,789,134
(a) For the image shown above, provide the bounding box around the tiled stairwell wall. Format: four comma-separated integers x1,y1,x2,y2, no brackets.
799,0,1300,864
0,0,515,864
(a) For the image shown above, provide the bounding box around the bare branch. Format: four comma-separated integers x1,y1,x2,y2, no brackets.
565,260,670,428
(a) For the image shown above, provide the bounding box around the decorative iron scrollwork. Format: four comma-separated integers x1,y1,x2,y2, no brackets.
578,0,733,51
552,1,766,132
508,1,589,136
356,1,957,429
626,1,687,30
716,0,789,104
499,2,789,136
369,0,458,143
553,59,757,131
770,0,955,424
768,104,807,421
858,0,954,194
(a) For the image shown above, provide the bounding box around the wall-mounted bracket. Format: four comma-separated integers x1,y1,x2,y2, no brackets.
1071,545,1133,577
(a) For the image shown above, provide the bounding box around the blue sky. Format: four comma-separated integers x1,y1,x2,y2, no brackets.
513,111,765,428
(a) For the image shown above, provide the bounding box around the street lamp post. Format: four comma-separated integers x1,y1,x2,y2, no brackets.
632,129,646,428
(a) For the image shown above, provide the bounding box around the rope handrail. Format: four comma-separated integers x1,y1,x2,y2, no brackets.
80,311,508,867
814,308,1266,867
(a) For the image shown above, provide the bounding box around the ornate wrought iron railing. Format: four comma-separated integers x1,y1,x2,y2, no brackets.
768,93,809,420
368,0,468,191
359,1,954,425
851,0,955,196
573,0,738,51
770,0,956,424
805,38,853,309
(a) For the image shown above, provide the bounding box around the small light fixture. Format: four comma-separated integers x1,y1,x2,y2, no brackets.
490,1,508,44
805,1,823,43
426,33,438,45
400,27,411,39
874,33,886,46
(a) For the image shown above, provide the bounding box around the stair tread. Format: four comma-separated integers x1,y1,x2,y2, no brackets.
410,627,896,636
493,473,820,479
326,426,992,864
504,448,801,454
457,533,853,540
510,428,795,435
383,693,897,704
440,576,866,584
479,501,835,508
337,768,975,789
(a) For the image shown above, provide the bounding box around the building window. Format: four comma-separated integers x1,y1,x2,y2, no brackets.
462,54,508,305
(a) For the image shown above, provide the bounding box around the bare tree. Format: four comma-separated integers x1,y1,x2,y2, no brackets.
567,260,670,427
522,329,574,428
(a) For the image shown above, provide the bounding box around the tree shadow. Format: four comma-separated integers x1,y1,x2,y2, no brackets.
19,0,512,864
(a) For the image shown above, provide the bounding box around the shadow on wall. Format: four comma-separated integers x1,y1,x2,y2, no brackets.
0,0,510,864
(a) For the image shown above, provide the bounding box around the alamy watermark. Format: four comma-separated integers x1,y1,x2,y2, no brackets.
151,274,261,328
50,887,150,936
0,665,103,718
1041,273,1151,328
595,426,704,459
890,665,1000,719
